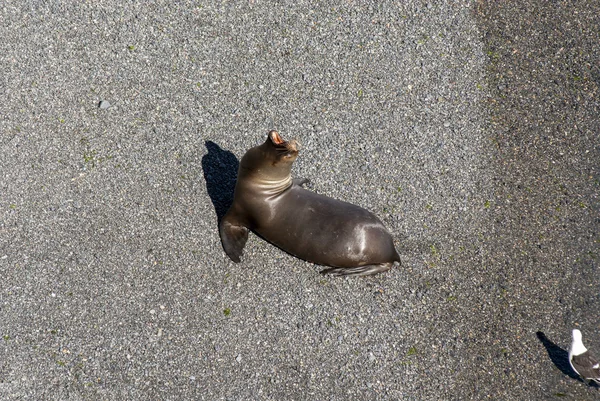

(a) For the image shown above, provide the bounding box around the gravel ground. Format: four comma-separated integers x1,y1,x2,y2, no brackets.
1,1,598,400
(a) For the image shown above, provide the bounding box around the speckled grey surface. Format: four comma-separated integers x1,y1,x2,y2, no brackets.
1,1,598,400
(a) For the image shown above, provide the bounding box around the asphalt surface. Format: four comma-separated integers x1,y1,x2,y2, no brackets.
1,1,598,400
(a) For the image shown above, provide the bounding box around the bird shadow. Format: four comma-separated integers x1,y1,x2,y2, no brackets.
201,141,239,224
536,331,588,383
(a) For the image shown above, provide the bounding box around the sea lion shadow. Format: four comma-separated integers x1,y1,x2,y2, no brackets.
201,141,239,223
535,331,586,383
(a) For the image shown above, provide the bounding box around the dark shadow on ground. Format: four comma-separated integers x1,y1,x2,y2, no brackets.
536,331,585,382
202,141,239,224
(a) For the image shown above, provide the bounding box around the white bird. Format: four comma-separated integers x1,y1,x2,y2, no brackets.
569,329,600,384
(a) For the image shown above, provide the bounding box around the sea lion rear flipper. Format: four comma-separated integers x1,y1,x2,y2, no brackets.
320,261,397,277
219,218,249,263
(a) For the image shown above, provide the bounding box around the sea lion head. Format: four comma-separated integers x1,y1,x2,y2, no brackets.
239,131,300,182
265,130,299,164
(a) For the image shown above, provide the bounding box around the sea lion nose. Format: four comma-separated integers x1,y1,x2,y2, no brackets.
288,139,300,152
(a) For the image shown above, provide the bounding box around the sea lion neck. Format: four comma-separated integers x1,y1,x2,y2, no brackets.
253,175,293,195
237,147,294,195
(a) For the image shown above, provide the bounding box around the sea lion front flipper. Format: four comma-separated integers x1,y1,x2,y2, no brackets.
320,261,397,277
219,217,249,263
293,178,311,187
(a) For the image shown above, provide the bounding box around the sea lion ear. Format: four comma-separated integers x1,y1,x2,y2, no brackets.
268,130,284,145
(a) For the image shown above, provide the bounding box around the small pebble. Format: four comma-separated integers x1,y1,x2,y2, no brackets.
99,100,111,109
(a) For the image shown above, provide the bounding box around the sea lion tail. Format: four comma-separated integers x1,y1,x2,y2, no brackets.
320,261,398,277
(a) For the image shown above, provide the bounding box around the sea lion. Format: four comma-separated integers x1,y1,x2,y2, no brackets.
219,131,401,276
